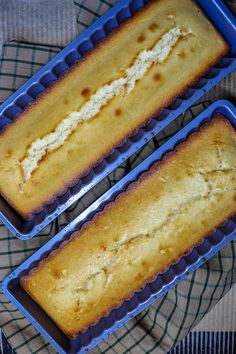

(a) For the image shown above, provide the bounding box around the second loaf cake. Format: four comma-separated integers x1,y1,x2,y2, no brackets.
21,115,236,337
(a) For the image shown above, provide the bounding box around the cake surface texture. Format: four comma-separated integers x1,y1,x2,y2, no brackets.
21,115,236,337
0,0,229,218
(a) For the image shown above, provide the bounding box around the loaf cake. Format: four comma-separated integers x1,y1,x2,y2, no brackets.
21,115,236,338
0,0,229,219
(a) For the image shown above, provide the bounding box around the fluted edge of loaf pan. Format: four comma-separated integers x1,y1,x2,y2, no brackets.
2,99,236,353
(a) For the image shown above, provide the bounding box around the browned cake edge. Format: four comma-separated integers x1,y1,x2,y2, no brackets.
0,0,230,219
20,114,236,337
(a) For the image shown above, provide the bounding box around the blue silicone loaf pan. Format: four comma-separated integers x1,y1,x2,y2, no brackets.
2,99,236,354
0,0,235,239
0,0,236,240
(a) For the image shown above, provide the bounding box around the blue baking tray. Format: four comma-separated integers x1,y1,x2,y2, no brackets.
0,0,235,239
2,99,236,354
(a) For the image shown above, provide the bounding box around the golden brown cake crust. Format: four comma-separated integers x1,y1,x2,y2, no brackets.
0,0,229,139
21,114,236,337
0,0,229,219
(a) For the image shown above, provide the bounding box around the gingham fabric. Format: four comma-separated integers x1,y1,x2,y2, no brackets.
0,1,236,353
